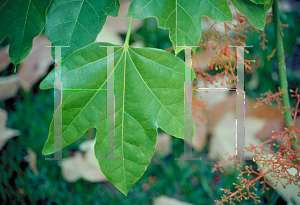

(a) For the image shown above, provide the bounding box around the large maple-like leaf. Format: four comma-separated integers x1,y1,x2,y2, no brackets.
40,43,195,195
126,0,232,54
230,0,266,30
0,0,52,64
46,0,119,59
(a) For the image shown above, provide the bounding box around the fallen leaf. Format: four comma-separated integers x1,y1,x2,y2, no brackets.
0,75,20,100
95,24,144,47
60,154,81,183
94,25,124,45
0,46,10,72
208,111,264,160
130,40,144,48
60,139,108,183
191,92,209,151
155,133,172,157
79,139,99,167
24,148,38,175
105,0,143,34
17,35,53,91
191,116,207,151
207,93,285,160
153,195,193,205
0,108,19,149
208,93,285,139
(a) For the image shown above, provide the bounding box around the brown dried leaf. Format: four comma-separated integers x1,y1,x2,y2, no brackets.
17,35,53,91
191,116,207,151
208,111,264,160
0,75,20,100
24,148,39,175
208,94,285,139
0,108,19,149
153,196,193,205
95,25,124,45
105,0,143,34
155,133,172,157
61,139,108,183
0,46,10,72
207,94,285,160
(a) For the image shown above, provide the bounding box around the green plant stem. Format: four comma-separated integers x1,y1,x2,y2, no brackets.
272,0,297,151
124,18,133,49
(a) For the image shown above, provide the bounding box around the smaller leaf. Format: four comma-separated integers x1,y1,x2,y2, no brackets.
230,0,266,30
0,0,52,64
46,0,120,59
127,0,232,54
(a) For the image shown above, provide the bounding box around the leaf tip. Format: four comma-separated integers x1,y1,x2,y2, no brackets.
39,76,53,90
120,189,129,196
39,80,46,90
42,146,53,156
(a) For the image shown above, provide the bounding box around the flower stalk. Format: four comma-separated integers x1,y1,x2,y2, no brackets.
272,0,298,151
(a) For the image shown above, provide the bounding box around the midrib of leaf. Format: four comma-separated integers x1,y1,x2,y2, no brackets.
121,49,127,190
68,0,84,48
16,0,31,61
176,0,177,46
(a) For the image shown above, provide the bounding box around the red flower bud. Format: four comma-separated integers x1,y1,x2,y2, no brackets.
141,183,150,191
246,64,251,71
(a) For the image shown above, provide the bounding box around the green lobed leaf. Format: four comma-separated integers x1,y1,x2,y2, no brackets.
45,0,119,59
250,0,271,4
0,0,52,65
230,0,266,30
126,0,232,54
40,42,195,195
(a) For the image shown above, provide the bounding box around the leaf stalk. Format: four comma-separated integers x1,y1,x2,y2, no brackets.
124,18,134,50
